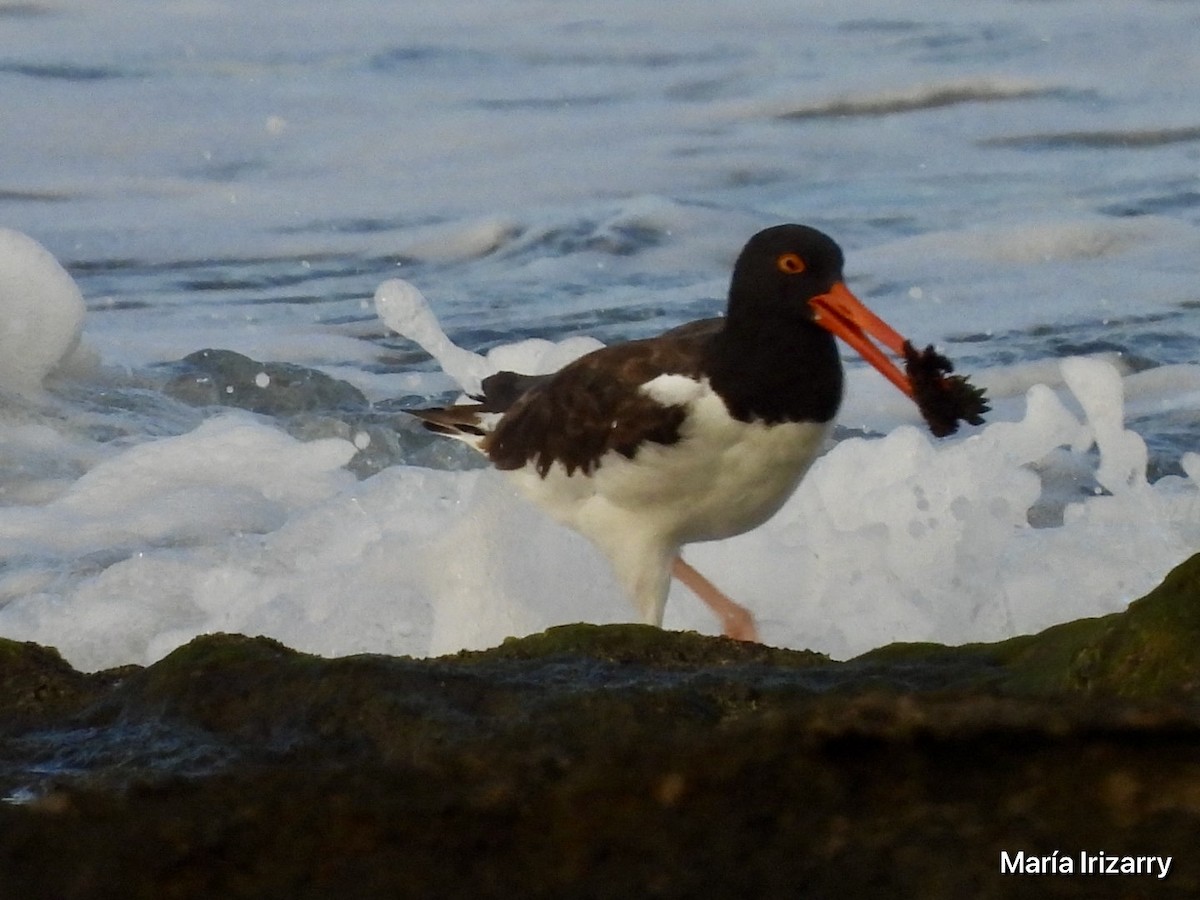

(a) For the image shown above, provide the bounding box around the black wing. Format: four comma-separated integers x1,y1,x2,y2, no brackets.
482,321,720,477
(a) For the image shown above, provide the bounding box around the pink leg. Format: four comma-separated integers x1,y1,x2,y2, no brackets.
671,556,759,643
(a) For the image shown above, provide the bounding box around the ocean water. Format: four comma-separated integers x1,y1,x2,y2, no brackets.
2,0,1200,670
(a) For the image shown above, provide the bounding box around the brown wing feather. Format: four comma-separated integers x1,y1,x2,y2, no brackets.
482,321,720,477
476,371,550,412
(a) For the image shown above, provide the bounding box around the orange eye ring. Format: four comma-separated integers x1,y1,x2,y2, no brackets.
776,252,806,275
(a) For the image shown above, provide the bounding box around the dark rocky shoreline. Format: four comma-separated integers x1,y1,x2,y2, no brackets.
4,554,1200,899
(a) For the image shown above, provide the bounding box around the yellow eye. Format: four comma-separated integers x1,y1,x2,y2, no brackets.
776,252,806,275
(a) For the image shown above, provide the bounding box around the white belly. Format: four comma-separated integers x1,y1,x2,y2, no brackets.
506,380,832,550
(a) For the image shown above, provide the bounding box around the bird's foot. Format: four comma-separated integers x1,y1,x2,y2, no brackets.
670,556,761,643
717,603,760,643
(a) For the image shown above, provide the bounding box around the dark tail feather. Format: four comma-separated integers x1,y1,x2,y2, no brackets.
407,370,546,438
407,405,489,437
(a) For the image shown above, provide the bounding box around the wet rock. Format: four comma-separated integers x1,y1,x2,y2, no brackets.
163,348,369,416
0,639,95,727
158,348,483,476
3,554,1200,897
863,547,1200,699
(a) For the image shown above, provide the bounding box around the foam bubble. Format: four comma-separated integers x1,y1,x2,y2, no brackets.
0,229,87,394
375,278,602,396
374,278,492,394
1061,356,1147,494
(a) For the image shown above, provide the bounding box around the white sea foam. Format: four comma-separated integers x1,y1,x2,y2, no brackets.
0,230,87,394
3,352,1194,670
3,253,1197,671
375,278,493,395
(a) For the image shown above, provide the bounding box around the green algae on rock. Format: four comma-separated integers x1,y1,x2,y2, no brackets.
1042,548,1200,697
0,639,96,726
460,622,831,669
860,550,1200,699
4,554,1200,897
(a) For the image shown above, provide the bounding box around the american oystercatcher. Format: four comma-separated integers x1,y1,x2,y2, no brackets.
410,224,986,642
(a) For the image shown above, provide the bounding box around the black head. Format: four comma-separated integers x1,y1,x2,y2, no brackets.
707,224,848,423
714,224,988,435
726,224,846,323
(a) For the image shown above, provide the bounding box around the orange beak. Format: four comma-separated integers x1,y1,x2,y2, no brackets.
810,281,914,399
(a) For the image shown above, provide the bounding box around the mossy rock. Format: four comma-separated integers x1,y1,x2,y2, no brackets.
0,638,96,724
1054,549,1200,696
856,551,1200,700
460,622,830,668
6,557,1200,898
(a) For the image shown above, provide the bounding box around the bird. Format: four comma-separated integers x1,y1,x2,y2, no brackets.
409,224,984,642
